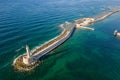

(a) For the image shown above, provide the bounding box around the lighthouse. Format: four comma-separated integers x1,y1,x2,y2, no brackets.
23,45,34,65
26,45,31,58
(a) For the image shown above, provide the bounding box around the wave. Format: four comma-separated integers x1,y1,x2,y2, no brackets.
60,21,70,28
65,21,70,24
59,24,64,28
0,62,9,70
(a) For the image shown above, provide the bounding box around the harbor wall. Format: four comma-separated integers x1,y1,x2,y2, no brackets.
33,27,75,59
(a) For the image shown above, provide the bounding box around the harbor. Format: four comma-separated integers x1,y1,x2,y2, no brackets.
2,0,120,79
13,10,120,72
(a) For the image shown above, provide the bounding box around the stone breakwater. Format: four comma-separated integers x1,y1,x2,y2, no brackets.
74,10,120,30
13,23,75,72
13,10,120,72
95,10,120,22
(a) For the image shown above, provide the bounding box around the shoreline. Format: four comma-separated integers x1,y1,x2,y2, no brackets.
13,10,120,72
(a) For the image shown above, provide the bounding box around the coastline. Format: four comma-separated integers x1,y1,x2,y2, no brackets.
13,10,120,72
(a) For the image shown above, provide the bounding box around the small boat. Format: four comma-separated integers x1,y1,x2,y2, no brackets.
114,30,120,37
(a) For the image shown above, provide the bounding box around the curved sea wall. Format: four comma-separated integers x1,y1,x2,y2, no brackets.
13,24,75,71
33,27,75,59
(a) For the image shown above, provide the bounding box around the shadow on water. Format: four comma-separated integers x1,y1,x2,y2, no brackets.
29,48,71,80
39,48,70,61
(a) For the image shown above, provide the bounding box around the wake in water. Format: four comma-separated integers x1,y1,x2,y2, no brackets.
0,62,9,70
60,24,64,29
15,46,24,52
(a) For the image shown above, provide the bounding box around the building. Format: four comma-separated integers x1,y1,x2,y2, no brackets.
23,45,35,65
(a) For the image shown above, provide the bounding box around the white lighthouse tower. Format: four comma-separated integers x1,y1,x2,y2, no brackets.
23,45,34,65
26,45,31,58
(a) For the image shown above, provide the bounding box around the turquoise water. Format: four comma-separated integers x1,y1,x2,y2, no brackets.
0,0,120,80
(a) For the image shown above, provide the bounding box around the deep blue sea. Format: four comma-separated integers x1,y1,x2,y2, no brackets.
0,0,120,80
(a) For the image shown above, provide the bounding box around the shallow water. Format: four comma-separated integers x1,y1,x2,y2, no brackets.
0,0,120,80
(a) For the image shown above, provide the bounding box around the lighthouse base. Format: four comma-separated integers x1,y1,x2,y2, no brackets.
13,55,40,72
23,55,35,65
